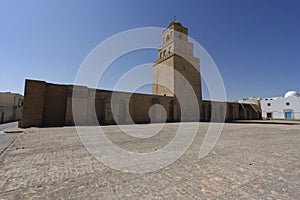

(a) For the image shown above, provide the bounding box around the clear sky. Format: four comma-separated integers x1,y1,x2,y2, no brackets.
1,0,300,100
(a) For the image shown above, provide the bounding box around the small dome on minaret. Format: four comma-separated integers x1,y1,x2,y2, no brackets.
165,18,188,36
168,21,183,28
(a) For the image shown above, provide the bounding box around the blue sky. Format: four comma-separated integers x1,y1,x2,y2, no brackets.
1,0,300,100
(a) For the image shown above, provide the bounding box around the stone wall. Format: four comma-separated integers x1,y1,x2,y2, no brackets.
19,79,261,128
0,92,23,124
19,80,46,127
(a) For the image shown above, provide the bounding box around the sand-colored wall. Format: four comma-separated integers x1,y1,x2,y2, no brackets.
19,80,46,127
0,92,23,124
19,79,261,128
42,83,68,126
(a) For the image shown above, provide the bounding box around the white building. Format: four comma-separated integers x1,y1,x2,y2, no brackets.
261,91,300,120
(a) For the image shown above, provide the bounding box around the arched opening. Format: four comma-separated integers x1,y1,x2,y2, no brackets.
166,34,170,41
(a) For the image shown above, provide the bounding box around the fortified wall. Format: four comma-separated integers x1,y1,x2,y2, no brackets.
19,79,261,128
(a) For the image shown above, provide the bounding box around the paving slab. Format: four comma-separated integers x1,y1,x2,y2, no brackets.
0,122,299,199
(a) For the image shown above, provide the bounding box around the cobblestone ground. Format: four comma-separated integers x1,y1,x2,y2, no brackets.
0,122,300,199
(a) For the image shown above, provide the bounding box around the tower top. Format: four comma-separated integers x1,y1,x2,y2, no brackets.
168,20,183,28
166,20,188,36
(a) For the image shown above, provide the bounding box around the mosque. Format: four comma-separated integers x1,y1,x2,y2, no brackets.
19,21,261,128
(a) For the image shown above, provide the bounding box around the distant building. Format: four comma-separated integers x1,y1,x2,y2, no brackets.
261,91,300,120
238,97,261,106
0,92,23,124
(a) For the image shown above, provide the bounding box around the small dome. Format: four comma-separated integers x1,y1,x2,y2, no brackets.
284,90,300,98
168,21,182,28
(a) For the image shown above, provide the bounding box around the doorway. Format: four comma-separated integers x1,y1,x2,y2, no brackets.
285,112,293,119
266,112,272,119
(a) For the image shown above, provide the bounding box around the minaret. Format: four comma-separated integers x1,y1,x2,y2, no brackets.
152,20,202,109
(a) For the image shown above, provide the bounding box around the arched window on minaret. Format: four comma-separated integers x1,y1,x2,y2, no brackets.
166,34,170,41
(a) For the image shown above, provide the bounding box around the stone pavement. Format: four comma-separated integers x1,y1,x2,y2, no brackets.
0,122,18,133
0,122,21,154
0,122,299,199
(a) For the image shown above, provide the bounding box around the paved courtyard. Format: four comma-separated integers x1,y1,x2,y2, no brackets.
0,121,300,199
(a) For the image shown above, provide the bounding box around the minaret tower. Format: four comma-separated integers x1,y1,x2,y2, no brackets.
152,20,202,110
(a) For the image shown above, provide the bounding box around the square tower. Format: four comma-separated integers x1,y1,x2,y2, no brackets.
152,21,202,108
